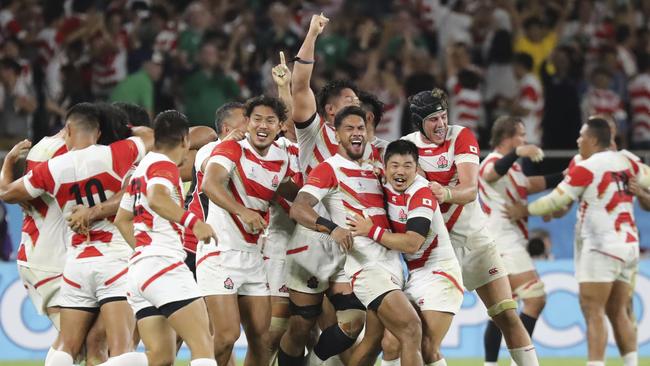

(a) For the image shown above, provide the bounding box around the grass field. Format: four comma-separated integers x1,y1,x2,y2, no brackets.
1,359,647,365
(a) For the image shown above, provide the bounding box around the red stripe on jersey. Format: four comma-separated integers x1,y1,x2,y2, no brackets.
445,205,464,232
22,215,39,245
456,99,481,109
350,269,363,290
406,237,439,271
521,85,539,102
321,123,339,156
614,212,635,232
29,162,56,194
135,232,152,247
286,245,309,255
432,270,464,294
479,156,499,176
228,181,264,243
589,249,624,263
633,121,650,131
515,219,529,239
630,89,650,99
134,208,154,228
104,267,128,286
76,246,104,259
72,230,113,247
63,276,82,289
605,192,633,213
458,112,479,121
480,199,492,214
27,197,48,218
390,219,407,233
141,261,184,291
508,173,527,199
339,181,385,209
17,244,27,261
566,166,594,187
626,232,638,243
424,168,456,187
196,251,221,267
111,139,141,177
632,105,650,115
233,164,277,201
34,273,62,289
339,167,378,179
243,149,285,172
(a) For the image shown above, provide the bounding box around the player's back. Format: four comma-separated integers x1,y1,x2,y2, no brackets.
569,150,640,251
17,135,68,271
129,151,186,261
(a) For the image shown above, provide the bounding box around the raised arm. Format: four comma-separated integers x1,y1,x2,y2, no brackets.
292,14,329,123
272,51,296,141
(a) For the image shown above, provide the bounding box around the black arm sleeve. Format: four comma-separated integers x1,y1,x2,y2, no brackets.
294,112,318,129
493,150,519,176
406,217,431,237
544,172,565,189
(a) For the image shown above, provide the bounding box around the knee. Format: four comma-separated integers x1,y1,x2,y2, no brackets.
337,309,366,338
605,304,628,324
216,327,240,347
285,316,314,341
148,348,175,366
83,327,107,357
579,298,604,319
381,333,401,356
523,295,546,316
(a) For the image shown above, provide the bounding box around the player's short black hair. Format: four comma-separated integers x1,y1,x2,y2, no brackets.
65,103,101,133
513,52,534,72
317,79,358,117
153,110,189,149
384,140,419,165
334,105,366,130
585,117,611,149
358,90,384,127
245,95,287,123
112,102,150,127
457,69,480,90
215,102,245,135
523,16,544,30
96,102,132,145
490,115,524,148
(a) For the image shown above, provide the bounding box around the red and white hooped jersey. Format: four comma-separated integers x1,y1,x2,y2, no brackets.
402,126,486,245
560,150,641,257
384,175,456,272
183,139,220,253
518,73,544,145
205,138,292,252
123,151,186,262
17,136,68,271
301,154,399,274
628,73,650,144
478,151,529,246
23,137,145,262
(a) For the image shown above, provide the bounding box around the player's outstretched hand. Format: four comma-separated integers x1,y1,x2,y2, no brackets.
331,227,353,252
67,204,91,234
308,13,329,36
516,144,544,163
272,51,291,87
239,209,267,234
223,129,246,142
193,220,218,244
347,213,373,237
503,201,528,221
6,139,31,161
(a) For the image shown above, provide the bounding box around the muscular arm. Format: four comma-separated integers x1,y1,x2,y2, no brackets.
527,187,575,216
0,177,33,203
189,126,217,150
292,16,326,123
289,191,322,230
446,162,479,205
374,231,424,254
114,207,135,248
202,162,249,216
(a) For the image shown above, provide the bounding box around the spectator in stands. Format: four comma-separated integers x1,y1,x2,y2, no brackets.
109,50,163,118
177,1,211,69
182,41,240,127
629,53,650,149
582,66,627,145
512,52,544,146
0,57,36,149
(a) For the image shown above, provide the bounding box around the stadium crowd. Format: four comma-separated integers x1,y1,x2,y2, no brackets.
4,0,650,151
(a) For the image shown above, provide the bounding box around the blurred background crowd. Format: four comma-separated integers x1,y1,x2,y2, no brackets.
2,0,650,154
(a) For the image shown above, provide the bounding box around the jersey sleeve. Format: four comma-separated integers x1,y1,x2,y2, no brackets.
119,188,134,212
300,162,337,201
407,187,437,220
454,127,480,165
146,161,180,192
206,140,241,174
558,164,593,199
23,161,55,198
110,137,147,177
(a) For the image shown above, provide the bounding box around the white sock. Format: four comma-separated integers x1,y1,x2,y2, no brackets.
484,363,498,366
382,358,400,366
623,351,638,366
427,359,447,366
509,345,539,366
45,350,73,366
586,362,605,366
190,359,217,366
98,352,149,366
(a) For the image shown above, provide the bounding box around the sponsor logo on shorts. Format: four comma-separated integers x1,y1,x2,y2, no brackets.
279,285,289,293
224,277,234,290
437,155,448,169
266,282,270,290
417,298,424,306
488,267,499,276
307,276,319,289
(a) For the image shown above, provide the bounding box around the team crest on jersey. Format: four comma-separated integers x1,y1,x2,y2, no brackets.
272,175,279,188
307,276,319,289
436,155,449,169
224,277,234,290
279,285,289,293
398,209,407,222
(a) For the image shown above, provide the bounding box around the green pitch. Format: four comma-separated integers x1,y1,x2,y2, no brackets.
0,359,647,365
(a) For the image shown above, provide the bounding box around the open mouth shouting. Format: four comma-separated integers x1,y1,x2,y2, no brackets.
350,136,364,154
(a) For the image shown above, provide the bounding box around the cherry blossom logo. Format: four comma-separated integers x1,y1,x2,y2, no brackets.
279,285,289,293
307,276,319,289
398,209,408,222
272,175,279,188
224,277,234,290
436,155,448,168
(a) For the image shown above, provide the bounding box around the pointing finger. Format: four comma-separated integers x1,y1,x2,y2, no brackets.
280,51,286,65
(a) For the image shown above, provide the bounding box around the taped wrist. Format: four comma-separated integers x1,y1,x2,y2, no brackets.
316,216,338,234
368,225,386,242
543,172,564,188
494,150,519,176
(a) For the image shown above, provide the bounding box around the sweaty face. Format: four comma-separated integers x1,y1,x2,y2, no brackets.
386,154,418,193
247,105,282,152
422,110,448,145
336,115,367,161
327,88,360,123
